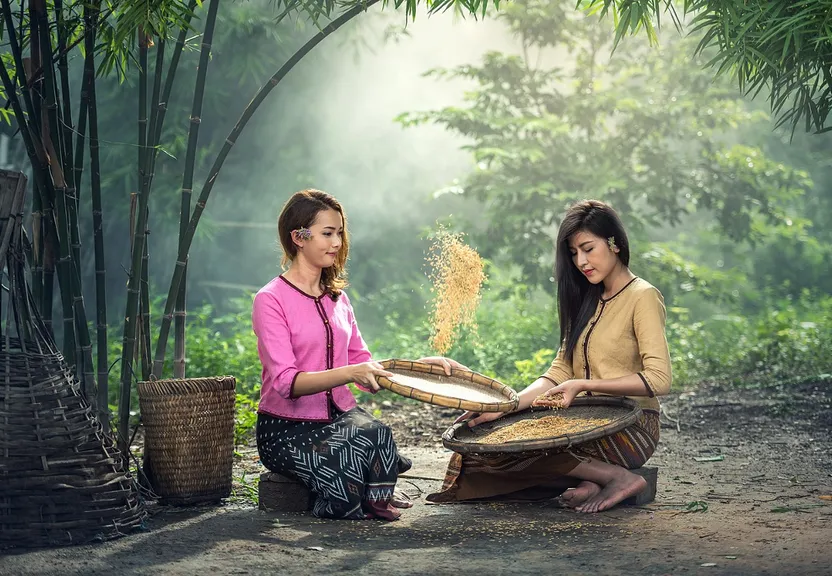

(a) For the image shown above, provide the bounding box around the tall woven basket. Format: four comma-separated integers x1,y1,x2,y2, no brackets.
138,375,236,505
0,170,145,549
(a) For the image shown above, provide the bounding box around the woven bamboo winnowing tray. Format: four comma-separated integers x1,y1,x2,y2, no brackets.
376,359,518,413
442,396,642,455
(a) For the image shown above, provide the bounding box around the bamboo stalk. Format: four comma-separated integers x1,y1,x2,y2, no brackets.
174,0,220,379
138,29,151,383
147,0,197,191
0,0,37,123
138,32,148,220
22,4,114,92
134,34,167,383
152,0,379,376
129,192,146,379
0,41,49,319
140,228,151,380
53,0,86,380
74,97,88,196
29,0,55,330
118,27,152,454
146,37,165,176
85,1,108,428
35,0,78,374
131,3,199,387
37,2,94,395
32,186,44,310
0,25,54,320
55,0,83,287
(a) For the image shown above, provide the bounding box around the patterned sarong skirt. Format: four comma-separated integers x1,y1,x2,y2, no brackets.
257,406,411,520
428,410,660,502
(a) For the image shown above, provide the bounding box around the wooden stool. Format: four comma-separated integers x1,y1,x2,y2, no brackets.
258,472,314,513
622,466,658,506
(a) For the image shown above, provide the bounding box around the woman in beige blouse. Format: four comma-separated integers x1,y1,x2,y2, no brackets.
428,199,672,513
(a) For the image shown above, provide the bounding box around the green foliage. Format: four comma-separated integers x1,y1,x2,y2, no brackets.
235,394,259,445
634,243,743,306
182,298,262,395
580,0,832,135
399,0,810,287
511,348,556,389
667,293,832,387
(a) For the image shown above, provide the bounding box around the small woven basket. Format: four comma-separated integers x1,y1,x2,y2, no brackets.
137,376,236,505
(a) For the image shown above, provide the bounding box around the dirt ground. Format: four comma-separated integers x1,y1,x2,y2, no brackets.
2,379,830,575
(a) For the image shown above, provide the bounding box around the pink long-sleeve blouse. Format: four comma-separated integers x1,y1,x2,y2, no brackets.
252,275,373,421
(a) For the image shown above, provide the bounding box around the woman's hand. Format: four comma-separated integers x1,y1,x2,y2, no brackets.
349,361,394,392
538,379,588,408
416,356,470,376
454,410,505,428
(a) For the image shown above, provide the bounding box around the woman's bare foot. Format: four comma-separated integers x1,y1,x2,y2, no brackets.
560,481,601,508
392,489,413,509
576,470,646,513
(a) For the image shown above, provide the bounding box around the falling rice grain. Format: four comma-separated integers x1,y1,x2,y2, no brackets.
425,230,486,355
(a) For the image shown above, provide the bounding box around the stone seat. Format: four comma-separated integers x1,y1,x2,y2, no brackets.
258,472,314,513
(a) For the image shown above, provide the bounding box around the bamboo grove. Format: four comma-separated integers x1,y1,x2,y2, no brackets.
0,0,501,459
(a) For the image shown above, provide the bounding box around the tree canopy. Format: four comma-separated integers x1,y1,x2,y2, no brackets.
400,0,810,287
581,0,832,135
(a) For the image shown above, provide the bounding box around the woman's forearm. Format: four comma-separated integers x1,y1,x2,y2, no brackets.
291,366,356,398
581,373,653,397
516,378,557,410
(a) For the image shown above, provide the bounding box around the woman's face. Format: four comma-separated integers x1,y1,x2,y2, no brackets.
296,208,344,269
568,229,620,285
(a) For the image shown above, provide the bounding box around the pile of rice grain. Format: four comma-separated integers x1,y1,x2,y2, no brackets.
477,414,614,444
426,230,486,355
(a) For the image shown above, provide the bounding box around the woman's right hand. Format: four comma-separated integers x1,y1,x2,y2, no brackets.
350,361,393,392
454,410,505,428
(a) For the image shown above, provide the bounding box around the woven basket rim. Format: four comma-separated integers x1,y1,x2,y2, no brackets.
137,375,236,396
377,359,518,413
137,375,236,385
441,396,643,455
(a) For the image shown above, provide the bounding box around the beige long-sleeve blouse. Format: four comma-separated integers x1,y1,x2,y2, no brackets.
542,277,672,413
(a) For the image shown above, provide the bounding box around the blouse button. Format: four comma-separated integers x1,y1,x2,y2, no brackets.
324,319,329,324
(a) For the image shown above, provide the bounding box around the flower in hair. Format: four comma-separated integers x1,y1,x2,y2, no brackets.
294,227,312,241
607,236,617,251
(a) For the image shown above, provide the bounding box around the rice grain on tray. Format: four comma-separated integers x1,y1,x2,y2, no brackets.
476,415,614,444
426,230,486,355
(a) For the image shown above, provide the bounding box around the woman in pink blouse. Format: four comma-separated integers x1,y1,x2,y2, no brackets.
253,189,464,521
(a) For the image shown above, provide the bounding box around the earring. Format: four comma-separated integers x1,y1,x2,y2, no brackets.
607,236,617,252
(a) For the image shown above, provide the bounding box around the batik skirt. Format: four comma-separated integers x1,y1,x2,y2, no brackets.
427,410,660,502
257,406,412,520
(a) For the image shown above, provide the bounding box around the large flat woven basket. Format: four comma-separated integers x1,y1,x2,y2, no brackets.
138,376,236,505
377,359,518,413
442,396,642,455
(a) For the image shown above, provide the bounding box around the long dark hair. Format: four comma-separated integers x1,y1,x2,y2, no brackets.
278,189,349,297
556,199,630,360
